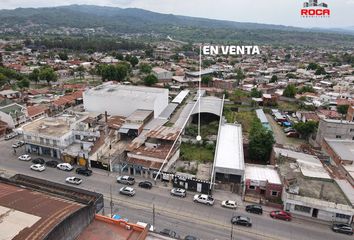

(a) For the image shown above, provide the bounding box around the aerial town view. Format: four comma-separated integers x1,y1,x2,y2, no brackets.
0,1,353,240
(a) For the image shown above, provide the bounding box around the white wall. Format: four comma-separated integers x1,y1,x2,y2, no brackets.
0,112,15,128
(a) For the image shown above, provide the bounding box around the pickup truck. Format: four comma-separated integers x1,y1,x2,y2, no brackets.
193,194,214,206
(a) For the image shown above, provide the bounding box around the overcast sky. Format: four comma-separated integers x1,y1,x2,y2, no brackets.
0,0,353,28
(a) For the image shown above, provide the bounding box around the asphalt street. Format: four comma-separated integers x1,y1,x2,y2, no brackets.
0,137,351,240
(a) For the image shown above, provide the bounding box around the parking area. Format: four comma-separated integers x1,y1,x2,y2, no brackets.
266,114,306,147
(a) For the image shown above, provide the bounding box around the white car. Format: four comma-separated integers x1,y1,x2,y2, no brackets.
221,200,237,209
30,164,45,172
170,188,186,197
57,163,73,171
18,154,31,161
119,186,135,196
136,222,155,231
66,177,82,185
193,194,214,206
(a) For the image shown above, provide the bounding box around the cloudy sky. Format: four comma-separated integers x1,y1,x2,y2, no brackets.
0,0,353,28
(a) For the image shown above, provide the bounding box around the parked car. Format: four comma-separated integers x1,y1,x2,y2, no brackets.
231,216,252,227
138,181,152,189
116,175,135,185
193,194,214,206
12,140,24,148
136,221,154,231
286,132,299,138
45,160,59,168
18,154,31,161
184,236,199,240
331,223,353,235
245,205,263,214
57,163,73,171
5,132,18,140
170,188,186,198
270,211,292,221
283,127,295,133
159,229,180,239
119,186,135,197
221,200,237,209
66,177,82,185
32,158,45,165
76,167,93,176
30,164,45,172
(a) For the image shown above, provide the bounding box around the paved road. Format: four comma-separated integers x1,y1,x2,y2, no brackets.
0,137,351,240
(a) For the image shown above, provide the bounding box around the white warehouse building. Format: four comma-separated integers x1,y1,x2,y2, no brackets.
83,82,169,118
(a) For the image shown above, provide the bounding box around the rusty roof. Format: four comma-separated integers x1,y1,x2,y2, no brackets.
77,215,146,240
0,182,84,240
145,126,180,141
128,144,178,160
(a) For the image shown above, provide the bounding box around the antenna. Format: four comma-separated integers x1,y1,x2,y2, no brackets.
196,45,202,142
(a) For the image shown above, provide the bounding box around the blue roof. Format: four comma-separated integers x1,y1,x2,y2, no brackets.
256,109,268,124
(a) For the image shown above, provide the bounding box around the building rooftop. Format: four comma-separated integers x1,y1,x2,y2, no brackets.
146,126,180,141
255,109,268,124
0,182,84,240
276,153,349,205
245,164,281,184
215,124,244,173
78,215,146,240
171,90,189,104
324,139,354,162
126,109,153,123
23,117,71,137
0,103,26,117
85,83,167,98
152,67,170,74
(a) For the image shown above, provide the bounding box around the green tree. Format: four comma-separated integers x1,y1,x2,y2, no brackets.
39,67,57,84
248,119,275,163
337,105,349,119
129,56,139,67
270,75,278,83
29,68,40,83
116,53,124,61
144,74,158,86
139,63,152,74
201,75,213,86
307,62,319,70
293,121,318,139
235,68,246,81
286,73,297,79
17,79,30,89
58,52,68,61
250,88,262,98
297,85,315,94
315,66,326,75
283,84,297,98
76,65,85,79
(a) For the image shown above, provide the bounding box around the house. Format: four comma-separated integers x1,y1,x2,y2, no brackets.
273,147,354,223
244,164,282,204
152,67,173,82
0,103,27,128
314,119,354,147
0,89,20,99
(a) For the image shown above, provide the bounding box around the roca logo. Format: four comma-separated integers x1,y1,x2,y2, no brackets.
301,0,330,17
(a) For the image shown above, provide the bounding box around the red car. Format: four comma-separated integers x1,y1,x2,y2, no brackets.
270,211,292,221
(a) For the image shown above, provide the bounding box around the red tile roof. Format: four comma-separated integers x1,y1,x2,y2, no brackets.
27,105,48,118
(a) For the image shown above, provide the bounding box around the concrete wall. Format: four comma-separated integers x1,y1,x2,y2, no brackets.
0,111,15,128
315,119,354,147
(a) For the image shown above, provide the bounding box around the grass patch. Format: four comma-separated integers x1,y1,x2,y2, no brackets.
277,101,299,112
180,143,214,162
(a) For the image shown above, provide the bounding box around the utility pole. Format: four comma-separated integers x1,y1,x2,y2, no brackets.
152,204,155,228
110,184,114,218
230,223,233,240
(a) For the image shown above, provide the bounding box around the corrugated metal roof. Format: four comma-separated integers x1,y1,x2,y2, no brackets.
0,182,84,240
